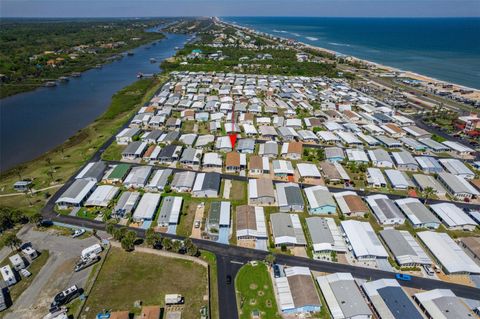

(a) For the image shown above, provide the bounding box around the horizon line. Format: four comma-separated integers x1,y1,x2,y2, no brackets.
2,15,480,19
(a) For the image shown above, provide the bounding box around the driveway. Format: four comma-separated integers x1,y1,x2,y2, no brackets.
4,225,100,319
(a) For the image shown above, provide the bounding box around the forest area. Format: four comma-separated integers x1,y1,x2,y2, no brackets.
0,18,172,98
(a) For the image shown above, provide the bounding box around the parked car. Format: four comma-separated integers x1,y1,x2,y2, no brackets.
71,228,86,238
194,220,201,228
423,265,434,276
226,275,232,285
50,285,82,311
395,273,412,281
273,264,281,278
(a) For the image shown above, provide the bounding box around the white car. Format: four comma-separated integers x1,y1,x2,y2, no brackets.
71,228,86,238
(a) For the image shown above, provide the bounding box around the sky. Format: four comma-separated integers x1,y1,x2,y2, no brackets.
1,0,479,18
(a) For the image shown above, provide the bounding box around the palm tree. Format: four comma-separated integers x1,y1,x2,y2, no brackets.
264,254,276,266
145,228,156,247
423,187,435,205
162,238,173,251
121,230,137,251
172,240,182,253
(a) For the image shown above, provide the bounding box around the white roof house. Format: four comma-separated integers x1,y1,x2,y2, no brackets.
306,217,346,256
367,168,387,187
438,158,475,179
157,196,183,228
384,169,414,189
304,185,337,215
270,213,306,246
346,149,369,163
442,141,475,155
437,172,479,199
394,198,441,229
317,273,372,319
340,220,388,260
56,179,97,208
417,231,480,274
0,265,16,286
429,203,477,231
317,131,340,142
215,136,233,151
413,289,475,319
297,163,321,178
337,131,362,145
202,152,223,167
242,123,258,135
124,165,152,188
132,193,161,221
85,185,119,207
272,160,295,175
365,194,405,225
379,229,432,266
368,149,394,168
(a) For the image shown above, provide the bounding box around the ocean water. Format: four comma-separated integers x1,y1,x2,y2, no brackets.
222,17,480,89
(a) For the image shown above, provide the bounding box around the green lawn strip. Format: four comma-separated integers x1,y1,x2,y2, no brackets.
199,251,219,319
235,262,281,319
81,247,208,318
101,143,125,161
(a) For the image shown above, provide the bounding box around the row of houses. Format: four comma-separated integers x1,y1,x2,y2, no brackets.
269,265,478,318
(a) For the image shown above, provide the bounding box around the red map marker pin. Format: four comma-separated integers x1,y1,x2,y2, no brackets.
229,133,237,148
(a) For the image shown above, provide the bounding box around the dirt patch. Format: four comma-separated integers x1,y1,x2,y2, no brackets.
249,283,258,290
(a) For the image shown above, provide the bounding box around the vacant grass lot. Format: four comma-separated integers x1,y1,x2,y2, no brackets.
82,247,208,318
235,262,281,319
230,180,247,202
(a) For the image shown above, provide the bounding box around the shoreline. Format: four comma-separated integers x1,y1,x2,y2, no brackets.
0,28,165,100
220,18,480,96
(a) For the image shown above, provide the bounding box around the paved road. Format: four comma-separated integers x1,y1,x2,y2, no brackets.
216,255,243,319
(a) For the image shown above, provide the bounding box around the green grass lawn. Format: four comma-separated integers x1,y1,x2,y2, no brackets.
76,208,99,220
230,180,247,203
235,262,281,319
181,120,195,133
81,247,209,318
101,143,125,161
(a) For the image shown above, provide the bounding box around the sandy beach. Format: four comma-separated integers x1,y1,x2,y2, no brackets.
221,18,480,102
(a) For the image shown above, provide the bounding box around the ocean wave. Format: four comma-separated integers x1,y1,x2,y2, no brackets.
292,33,301,37
329,42,351,47
305,36,319,41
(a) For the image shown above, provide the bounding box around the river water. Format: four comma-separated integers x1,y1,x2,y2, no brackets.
0,33,189,172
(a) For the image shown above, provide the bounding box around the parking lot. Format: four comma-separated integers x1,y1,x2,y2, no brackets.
3,225,100,319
